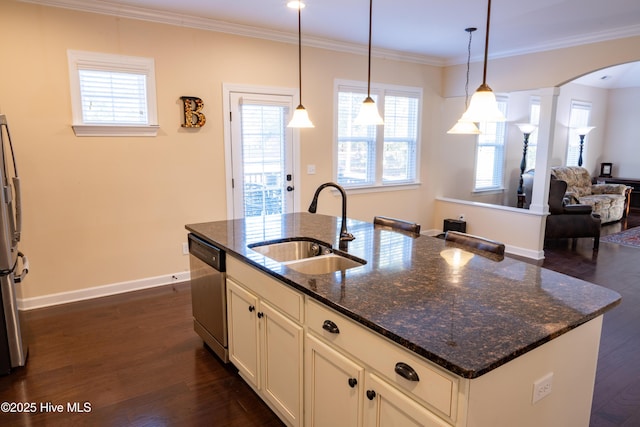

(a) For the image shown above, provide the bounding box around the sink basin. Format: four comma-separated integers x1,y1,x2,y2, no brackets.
249,238,332,262
283,254,366,275
249,237,366,274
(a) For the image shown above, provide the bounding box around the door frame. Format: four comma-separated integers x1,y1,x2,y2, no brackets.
222,83,301,219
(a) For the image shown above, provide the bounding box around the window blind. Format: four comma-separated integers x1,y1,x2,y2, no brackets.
78,70,148,125
566,101,592,166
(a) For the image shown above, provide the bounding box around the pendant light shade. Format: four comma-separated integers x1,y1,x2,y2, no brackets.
354,0,383,126
355,96,384,125
448,120,481,134
457,0,505,124
448,27,480,135
288,105,314,128
287,4,314,128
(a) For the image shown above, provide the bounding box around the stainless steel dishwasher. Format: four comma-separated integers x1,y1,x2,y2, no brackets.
188,233,228,362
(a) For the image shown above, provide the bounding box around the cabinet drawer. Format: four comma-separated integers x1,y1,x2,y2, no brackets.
227,256,303,322
306,298,458,421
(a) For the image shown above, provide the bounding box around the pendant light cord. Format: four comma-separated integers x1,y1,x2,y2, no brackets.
464,27,476,108
481,0,492,87
366,0,373,98
297,6,303,104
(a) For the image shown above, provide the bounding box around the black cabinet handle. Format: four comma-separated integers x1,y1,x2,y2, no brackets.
366,390,376,400
248,305,255,312
394,362,420,382
322,320,340,334
348,378,357,388
257,312,264,318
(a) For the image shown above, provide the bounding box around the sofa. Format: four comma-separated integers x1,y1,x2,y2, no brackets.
550,166,628,223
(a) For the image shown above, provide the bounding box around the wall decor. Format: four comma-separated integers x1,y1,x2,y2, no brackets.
180,96,206,128
600,162,612,177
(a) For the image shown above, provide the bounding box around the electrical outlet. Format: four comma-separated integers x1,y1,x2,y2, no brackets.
307,164,316,175
182,242,188,255
458,214,465,222
532,372,553,404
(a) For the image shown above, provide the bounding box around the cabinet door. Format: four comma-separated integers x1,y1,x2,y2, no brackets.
227,278,260,388
305,334,364,427
261,300,304,427
363,373,449,427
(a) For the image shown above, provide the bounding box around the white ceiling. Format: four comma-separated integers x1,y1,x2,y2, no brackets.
25,0,640,86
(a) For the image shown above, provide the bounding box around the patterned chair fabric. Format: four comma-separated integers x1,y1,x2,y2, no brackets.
550,166,627,223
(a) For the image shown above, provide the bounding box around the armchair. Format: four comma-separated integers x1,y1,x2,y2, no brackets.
545,178,601,250
550,166,627,223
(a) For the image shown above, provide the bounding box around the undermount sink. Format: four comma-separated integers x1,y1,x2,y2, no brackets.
248,237,366,274
248,238,332,262
284,254,366,275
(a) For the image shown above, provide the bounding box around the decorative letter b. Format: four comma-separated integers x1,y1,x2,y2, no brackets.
181,96,206,128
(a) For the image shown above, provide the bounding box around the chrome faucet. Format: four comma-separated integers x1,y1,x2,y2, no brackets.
308,182,355,244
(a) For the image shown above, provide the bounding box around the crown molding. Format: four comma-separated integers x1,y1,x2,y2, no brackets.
18,0,445,66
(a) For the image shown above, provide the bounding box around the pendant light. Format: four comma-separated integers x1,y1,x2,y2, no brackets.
447,27,480,134
458,0,506,123
287,2,314,128
354,0,384,126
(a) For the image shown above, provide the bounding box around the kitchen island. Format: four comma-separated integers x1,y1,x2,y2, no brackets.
186,213,620,427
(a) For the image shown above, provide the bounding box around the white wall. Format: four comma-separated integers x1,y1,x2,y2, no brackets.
604,87,640,178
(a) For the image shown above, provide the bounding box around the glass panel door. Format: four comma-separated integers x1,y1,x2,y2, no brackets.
229,92,296,218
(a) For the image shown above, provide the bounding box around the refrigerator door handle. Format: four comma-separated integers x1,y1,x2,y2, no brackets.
12,177,21,243
14,252,28,284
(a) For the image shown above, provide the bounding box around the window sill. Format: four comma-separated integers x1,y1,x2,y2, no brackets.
72,124,160,137
341,182,421,194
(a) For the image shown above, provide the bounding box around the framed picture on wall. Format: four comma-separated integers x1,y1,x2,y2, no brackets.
600,162,612,178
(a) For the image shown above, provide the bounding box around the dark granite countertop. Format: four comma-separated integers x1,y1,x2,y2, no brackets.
186,213,621,379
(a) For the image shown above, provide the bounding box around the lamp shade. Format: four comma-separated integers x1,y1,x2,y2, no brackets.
576,126,595,136
516,123,537,135
460,85,506,123
354,96,384,126
287,104,314,128
447,119,480,134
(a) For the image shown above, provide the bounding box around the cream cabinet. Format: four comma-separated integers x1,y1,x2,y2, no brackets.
226,257,304,427
305,299,456,427
305,333,364,426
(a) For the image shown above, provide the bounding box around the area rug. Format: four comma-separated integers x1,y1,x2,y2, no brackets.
600,227,640,248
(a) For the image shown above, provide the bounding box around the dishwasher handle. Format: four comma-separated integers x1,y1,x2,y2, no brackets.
188,234,225,272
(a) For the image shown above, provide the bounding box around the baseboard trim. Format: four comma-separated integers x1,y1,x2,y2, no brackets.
18,271,191,311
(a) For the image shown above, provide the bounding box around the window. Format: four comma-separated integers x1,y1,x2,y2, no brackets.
474,96,508,191
67,50,159,136
566,101,592,166
336,81,420,188
525,97,540,170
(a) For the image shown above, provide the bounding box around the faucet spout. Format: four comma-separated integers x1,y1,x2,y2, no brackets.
308,182,355,243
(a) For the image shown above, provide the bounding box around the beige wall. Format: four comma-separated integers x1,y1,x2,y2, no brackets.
1,2,440,301
3,1,639,302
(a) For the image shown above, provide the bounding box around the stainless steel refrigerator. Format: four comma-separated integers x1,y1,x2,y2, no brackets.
0,115,28,374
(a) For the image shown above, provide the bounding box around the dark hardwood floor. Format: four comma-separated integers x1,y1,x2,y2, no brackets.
543,211,640,427
1,213,639,426
0,284,284,426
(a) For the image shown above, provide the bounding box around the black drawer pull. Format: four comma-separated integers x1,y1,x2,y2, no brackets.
395,362,420,382
348,378,357,388
366,390,376,400
322,320,340,334
248,305,255,312
257,312,264,319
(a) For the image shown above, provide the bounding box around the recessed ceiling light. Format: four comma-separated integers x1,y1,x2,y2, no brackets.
287,1,306,9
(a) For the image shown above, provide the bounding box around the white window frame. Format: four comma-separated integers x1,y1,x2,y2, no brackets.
334,79,422,191
566,100,592,166
67,50,159,137
473,95,509,192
